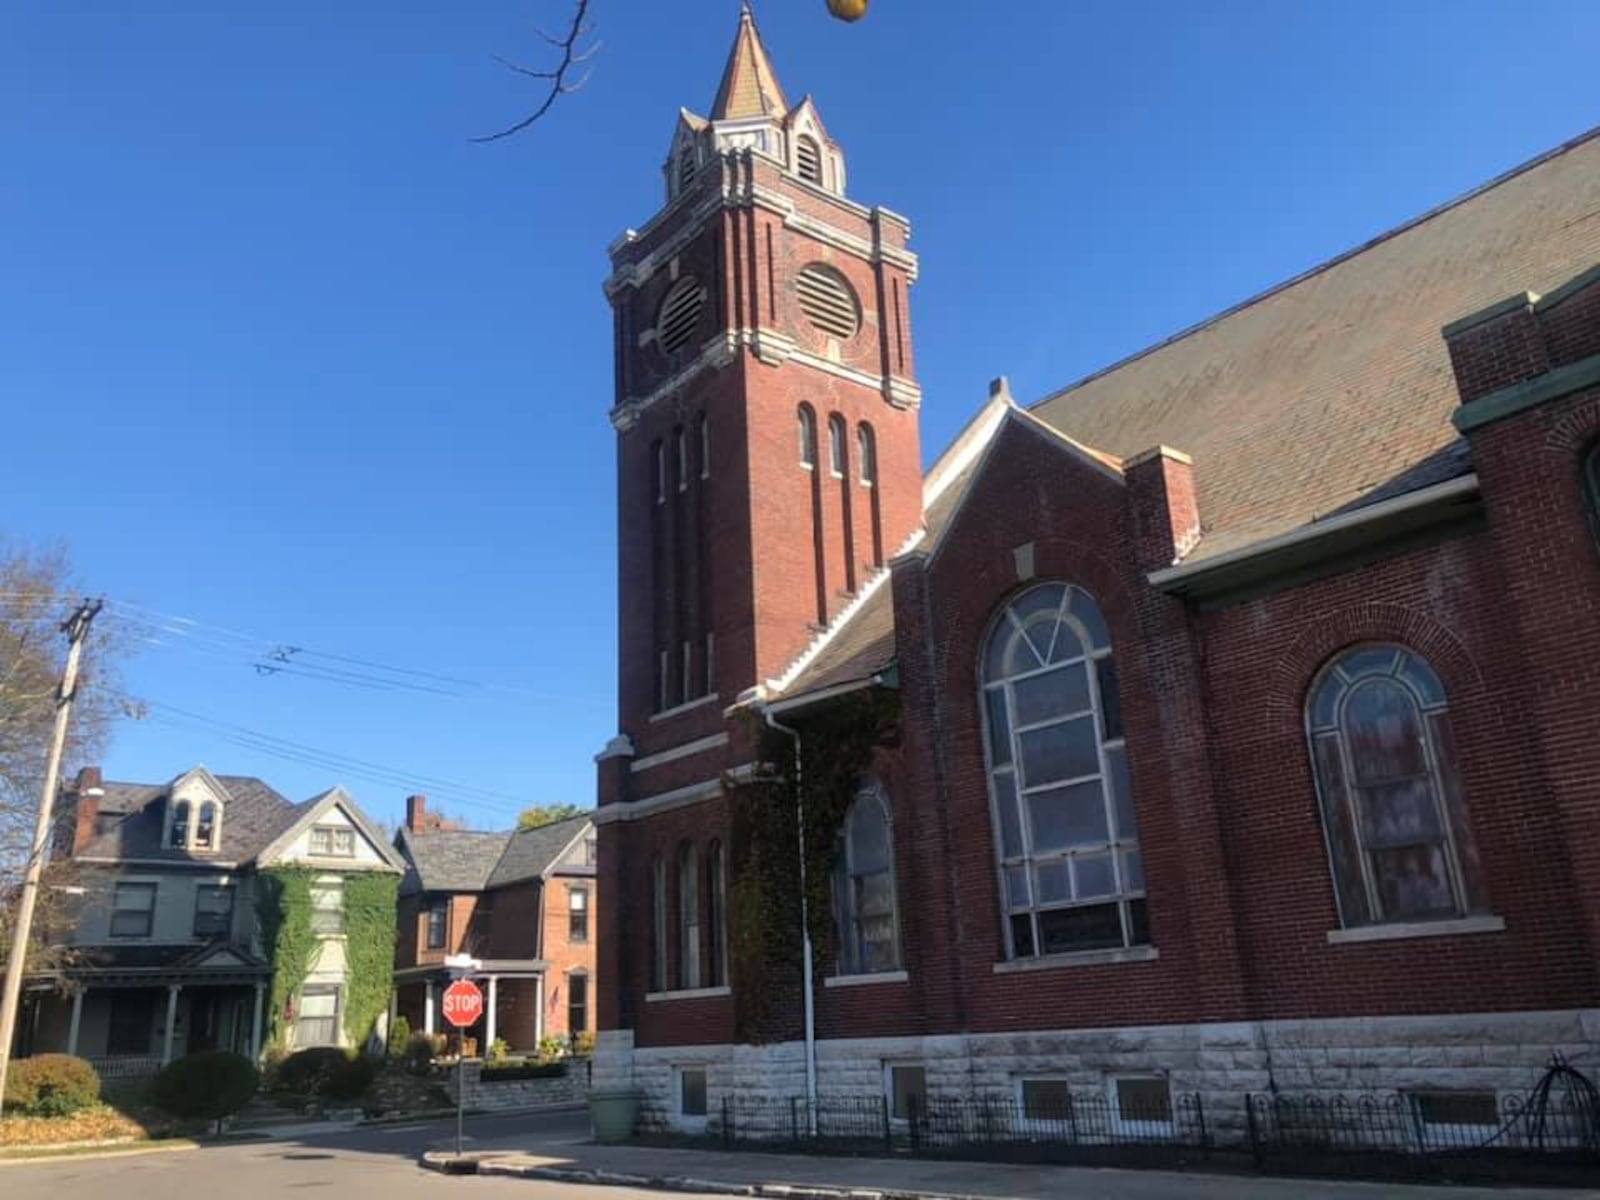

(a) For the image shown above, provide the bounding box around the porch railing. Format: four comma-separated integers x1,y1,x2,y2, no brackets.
88,1056,164,1081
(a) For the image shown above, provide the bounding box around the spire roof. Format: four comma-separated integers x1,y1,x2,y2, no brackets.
710,2,790,121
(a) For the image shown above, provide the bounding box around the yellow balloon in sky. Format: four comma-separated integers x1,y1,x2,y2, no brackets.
826,0,869,22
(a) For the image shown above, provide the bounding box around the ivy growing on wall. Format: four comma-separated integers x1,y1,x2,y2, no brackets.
257,868,315,1049
725,689,898,1043
342,872,398,1047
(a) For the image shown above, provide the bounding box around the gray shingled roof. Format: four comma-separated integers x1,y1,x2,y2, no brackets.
397,814,592,895
75,774,302,865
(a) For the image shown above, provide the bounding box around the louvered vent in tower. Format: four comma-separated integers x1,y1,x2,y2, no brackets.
796,265,859,339
796,136,822,184
657,278,705,355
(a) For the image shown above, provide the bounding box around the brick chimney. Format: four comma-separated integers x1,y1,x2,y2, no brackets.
405,793,428,833
71,766,104,854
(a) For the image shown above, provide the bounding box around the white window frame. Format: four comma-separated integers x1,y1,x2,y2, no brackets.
194,801,221,850
168,799,192,849
678,843,701,991
978,583,1144,962
832,781,901,977
296,984,342,1048
1106,1075,1173,1139
828,414,846,478
798,407,817,470
310,878,345,936
858,423,876,486
674,1065,709,1131
1013,1076,1076,1137
883,1062,928,1125
568,886,589,943
309,825,356,859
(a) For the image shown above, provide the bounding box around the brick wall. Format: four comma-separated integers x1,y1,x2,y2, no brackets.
542,872,598,1039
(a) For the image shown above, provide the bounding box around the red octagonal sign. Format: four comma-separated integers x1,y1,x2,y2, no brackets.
441,978,484,1029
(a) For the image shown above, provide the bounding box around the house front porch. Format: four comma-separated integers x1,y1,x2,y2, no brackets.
393,957,548,1053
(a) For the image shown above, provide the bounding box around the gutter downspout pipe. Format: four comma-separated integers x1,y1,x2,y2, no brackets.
763,708,818,1135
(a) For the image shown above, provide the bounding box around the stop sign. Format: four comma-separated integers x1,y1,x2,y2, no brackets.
441,978,484,1029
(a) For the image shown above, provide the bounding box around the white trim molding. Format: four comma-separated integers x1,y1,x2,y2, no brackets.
992,945,1160,974
631,732,730,774
648,693,722,723
646,985,733,1003
824,970,909,989
1326,915,1505,945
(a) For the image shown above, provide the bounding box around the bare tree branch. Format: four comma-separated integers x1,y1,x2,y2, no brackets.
474,0,597,144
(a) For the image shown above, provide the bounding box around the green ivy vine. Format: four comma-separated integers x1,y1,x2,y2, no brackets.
257,868,315,1049
725,689,898,1043
342,873,398,1047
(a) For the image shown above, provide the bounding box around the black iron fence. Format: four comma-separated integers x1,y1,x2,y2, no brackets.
636,1061,1600,1185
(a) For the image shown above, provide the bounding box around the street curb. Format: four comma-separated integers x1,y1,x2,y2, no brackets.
364,1101,586,1127
0,1139,202,1167
449,1156,977,1200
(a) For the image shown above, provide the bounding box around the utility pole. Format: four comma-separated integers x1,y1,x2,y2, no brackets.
0,598,101,1118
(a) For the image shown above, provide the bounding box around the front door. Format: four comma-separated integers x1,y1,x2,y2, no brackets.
188,992,220,1054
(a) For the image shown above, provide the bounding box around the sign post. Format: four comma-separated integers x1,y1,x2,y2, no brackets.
442,976,484,1158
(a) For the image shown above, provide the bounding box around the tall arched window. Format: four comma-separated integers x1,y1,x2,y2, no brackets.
798,405,817,469
857,423,876,486
796,134,823,184
195,801,218,850
707,840,727,987
1583,441,1600,552
652,440,665,505
678,842,701,990
675,427,688,492
979,583,1143,959
1306,646,1487,927
832,781,900,975
169,800,192,849
699,414,711,480
828,414,846,477
651,854,667,992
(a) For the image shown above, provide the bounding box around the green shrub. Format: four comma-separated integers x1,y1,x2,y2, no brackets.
387,1014,412,1059
150,1052,259,1123
3,1054,100,1116
487,1038,509,1064
275,1047,350,1097
321,1054,376,1102
536,1034,567,1063
403,1032,440,1076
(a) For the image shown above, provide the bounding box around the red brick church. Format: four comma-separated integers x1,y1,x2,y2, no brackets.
593,5,1600,1133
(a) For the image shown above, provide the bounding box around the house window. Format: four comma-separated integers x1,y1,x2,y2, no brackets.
980,583,1144,960
195,802,218,850
309,825,356,858
569,888,589,942
1306,646,1487,926
1109,1076,1172,1138
832,782,900,975
828,413,846,476
651,854,667,992
567,972,589,1034
678,842,701,990
798,405,817,469
886,1064,927,1122
106,989,156,1055
169,800,191,849
1016,1078,1074,1130
707,839,727,988
110,882,156,938
193,884,235,938
858,423,876,486
310,879,345,935
296,986,340,1047
795,134,822,184
677,1066,709,1121
426,898,448,950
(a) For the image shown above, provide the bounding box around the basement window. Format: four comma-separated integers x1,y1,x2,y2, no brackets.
1407,1091,1500,1149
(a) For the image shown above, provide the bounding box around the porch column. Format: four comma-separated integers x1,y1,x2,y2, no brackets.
249,983,265,1061
67,988,85,1057
485,976,498,1048
534,974,544,1044
424,981,435,1036
162,985,181,1065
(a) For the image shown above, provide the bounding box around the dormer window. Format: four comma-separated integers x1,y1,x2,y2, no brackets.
169,800,191,849
195,802,218,850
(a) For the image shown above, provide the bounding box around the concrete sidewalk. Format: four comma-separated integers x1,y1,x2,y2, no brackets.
431,1139,1600,1199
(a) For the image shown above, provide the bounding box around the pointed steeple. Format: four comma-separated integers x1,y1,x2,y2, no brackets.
710,2,790,121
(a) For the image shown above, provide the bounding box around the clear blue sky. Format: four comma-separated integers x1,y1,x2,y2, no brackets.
3,1,1596,831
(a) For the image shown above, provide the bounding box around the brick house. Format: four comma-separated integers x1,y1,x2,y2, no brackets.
591,7,1600,1135
15,765,403,1078
391,796,597,1052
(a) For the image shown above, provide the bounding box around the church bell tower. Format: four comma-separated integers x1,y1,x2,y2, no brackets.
602,2,923,758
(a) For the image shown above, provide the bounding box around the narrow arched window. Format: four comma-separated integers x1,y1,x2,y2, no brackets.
652,440,665,505
678,842,701,990
651,854,667,992
833,781,900,975
857,423,877,486
169,800,192,849
1583,441,1600,553
675,427,688,493
798,405,817,469
796,135,823,185
707,840,727,987
979,583,1143,960
699,415,711,480
195,802,217,850
1307,646,1487,927
828,414,846,477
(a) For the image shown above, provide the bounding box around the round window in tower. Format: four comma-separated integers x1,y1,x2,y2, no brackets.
656,277,706,356
796,264,859,340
